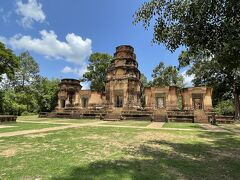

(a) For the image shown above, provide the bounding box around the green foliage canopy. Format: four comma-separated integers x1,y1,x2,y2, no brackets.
151,62,184,87
82,52,112,93
13,51,40,89
0,50,59,115
0,42,19,81
35,77,60,112
134,0,240,118
215,99,235,116
134,0,240,68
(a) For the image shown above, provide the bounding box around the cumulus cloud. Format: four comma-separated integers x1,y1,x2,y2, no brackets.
181,70,194,87
16,0,46,28
81,81,90,90
4,30,92,65
2,11,12,23
62,65,88,77
61,66,90,89
0,36,7,44
0,8,12,23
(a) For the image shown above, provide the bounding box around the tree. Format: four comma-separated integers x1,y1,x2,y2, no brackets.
215,99,235,116
0,49,59,115
180,53,240,107
1,51,42,114
35,77,60,112
134,0,240,119
151,62,184,87
0,42,19,81
140,73,150,88
81,52,112,93
140,74,150,107
1,89,28,115
13,51,40,89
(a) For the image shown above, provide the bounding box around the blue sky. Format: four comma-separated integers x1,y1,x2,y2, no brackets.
0,0,191,86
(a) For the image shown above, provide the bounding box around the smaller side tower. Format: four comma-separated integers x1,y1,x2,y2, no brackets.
56,79,82,110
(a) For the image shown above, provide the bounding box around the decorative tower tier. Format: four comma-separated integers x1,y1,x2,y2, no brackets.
105,45,141,109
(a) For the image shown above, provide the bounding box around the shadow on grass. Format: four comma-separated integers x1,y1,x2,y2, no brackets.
52,132,240,180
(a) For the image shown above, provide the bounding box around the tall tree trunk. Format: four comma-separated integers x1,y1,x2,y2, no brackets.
233,80,240,120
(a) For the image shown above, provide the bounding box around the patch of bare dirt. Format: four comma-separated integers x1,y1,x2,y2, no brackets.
0,125,15,129
147,122,165,128
136,131,177,142
83,134,108,140
0,148,17,157
199,124,228,132
24,133,51,138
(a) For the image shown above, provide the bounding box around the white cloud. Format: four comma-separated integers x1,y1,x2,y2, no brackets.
81,81,90,90
2,11,12,23
62,65,88,77
3,30,92,65
181,70,194,87
0,36,7,44
61,66,90,89
0,8,12,23
16,0,46,28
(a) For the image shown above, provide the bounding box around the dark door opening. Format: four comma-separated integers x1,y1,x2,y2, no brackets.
82,98,88,108
69,94,74,105
193,98,203,109
61,100,65,108
115,95,123,107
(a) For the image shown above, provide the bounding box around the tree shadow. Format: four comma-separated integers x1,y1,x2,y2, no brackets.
52,132,240,180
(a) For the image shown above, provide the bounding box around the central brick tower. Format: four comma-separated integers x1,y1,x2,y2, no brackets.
105,45,141,110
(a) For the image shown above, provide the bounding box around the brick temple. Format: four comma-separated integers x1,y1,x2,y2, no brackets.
50,45,213,123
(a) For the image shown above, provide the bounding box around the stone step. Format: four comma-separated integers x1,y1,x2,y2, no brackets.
152,115,166,122
103,119,120,121
168,118,193,123
104,113,121,121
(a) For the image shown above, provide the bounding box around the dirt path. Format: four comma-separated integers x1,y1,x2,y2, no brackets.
17,120,75,125
147,122,165,128
95,124,231,132
0,121,231,138
0,121,106,137
0,125,15,129
199,124,229,132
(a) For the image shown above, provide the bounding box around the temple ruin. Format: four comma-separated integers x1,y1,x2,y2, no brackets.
51,45,213,123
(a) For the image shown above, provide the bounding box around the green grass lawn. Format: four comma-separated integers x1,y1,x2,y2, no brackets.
17,115,100,124
162,122,205,129
0,122,62,133
17,115,40,121
218,124,240,133
103,120,151,127
0,117,240,179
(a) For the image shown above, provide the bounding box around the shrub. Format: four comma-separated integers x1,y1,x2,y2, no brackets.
214,100,235,115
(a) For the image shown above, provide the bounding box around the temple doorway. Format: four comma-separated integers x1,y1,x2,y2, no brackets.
192,94,203,109
68,92,75,106
60,100,65,108
193,98,203,109
156,97,165,108
115,95,123,107
82,97,88,108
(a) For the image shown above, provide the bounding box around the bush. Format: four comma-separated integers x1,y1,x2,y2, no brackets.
214,100,235,115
